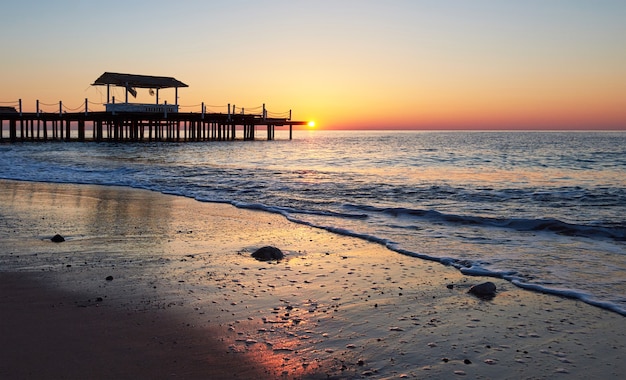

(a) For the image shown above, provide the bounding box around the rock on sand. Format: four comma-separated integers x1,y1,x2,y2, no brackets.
468,281,497,299
251,246,284,261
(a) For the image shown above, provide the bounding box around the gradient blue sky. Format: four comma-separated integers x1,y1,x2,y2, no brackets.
1,0,625,129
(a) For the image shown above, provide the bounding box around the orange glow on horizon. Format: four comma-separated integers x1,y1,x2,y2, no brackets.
1,2,625,131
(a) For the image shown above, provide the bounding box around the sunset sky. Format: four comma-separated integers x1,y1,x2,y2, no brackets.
1,0,625,130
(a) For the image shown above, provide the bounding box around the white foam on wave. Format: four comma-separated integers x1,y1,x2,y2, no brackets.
247,209,626,317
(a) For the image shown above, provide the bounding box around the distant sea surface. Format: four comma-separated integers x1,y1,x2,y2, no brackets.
1,130,625,315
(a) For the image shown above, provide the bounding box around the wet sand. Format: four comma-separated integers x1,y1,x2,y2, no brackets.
1,180,624,379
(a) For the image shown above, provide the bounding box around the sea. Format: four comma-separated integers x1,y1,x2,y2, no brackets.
1,130,625,316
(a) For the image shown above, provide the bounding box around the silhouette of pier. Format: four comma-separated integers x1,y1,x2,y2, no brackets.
0,72,308,142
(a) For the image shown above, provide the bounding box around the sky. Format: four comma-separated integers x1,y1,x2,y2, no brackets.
1,0,625,130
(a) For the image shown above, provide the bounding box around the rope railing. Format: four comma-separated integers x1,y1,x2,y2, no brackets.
1,99,294,121
267,111,291,118
203,104,228,112
62,103,86,112
177,103,203,109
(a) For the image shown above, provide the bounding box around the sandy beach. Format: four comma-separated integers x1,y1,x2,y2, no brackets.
1,179,624,379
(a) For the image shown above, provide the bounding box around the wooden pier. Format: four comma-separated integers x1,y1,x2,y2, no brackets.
0,72,308,142
0,109,307,142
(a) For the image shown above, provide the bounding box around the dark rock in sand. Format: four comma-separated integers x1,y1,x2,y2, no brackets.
468,281,497,299
51,234,65,243
105,275,114,281
251,246,284,261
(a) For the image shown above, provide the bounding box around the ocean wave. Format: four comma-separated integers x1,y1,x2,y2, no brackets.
272,212,626,317
344,204,626,242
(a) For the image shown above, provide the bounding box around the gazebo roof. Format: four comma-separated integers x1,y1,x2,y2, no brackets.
92,72,188,89
0,106,18,114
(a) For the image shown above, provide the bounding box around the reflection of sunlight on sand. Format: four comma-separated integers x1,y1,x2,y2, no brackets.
221,318,330,378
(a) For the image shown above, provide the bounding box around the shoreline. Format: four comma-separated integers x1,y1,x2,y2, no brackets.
1,179,624,379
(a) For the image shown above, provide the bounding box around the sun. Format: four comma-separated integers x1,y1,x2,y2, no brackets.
307,121,316,128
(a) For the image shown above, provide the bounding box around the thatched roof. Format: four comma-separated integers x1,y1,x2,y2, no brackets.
92,72,188,89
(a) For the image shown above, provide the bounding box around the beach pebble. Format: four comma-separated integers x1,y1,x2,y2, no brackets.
51,234,65,243
468,282,497,299
273,347,294,352
251,246,284,261
105,275,114,281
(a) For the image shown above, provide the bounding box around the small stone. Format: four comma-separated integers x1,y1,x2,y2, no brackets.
464,359,472,364
105,275,114,281
446,284,454,289
251,246,284,261
51,234,65,243
468,282,497,299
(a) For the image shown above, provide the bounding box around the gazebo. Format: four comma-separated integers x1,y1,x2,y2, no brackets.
92,72,188,113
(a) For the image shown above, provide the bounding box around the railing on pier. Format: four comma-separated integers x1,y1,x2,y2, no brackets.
0,99,306,142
